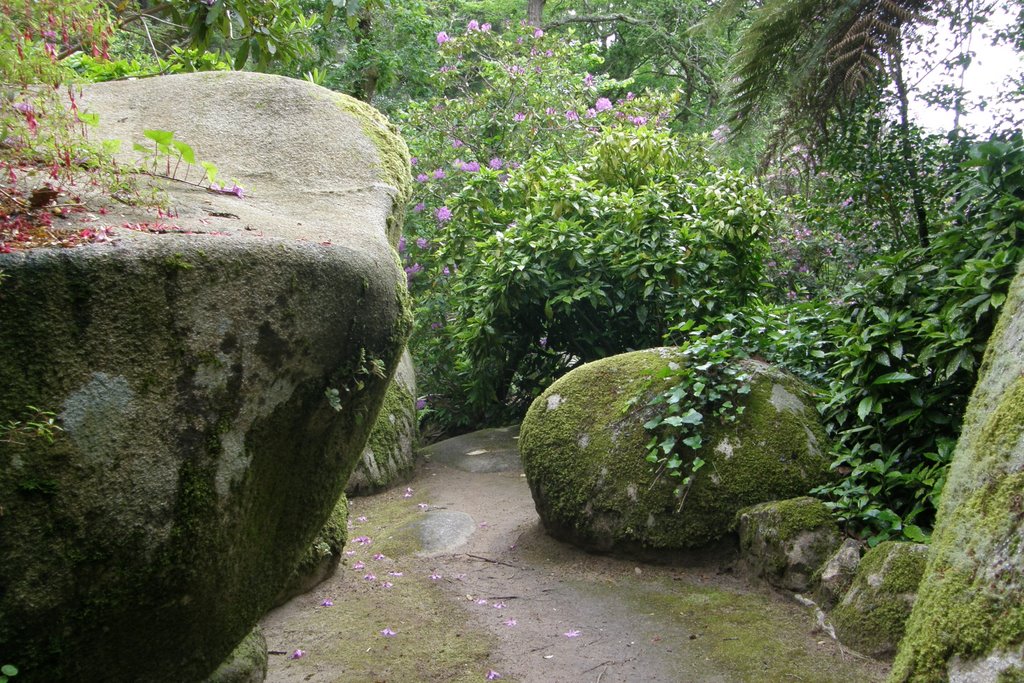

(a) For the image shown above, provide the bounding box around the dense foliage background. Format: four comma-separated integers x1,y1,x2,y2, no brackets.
3,0,1023,546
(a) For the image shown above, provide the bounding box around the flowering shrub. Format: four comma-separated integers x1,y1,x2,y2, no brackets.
397,20,692,429
416,126,774,427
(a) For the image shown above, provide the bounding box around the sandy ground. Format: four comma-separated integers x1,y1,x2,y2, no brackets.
260,435,889,683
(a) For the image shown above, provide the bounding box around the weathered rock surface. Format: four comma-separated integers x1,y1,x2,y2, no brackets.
423,424,521,473
519,349,833,555
832,541,928,660
816,538,864,609
737,496,842,592
0,72,411,682
892,259,1024,682
347,349,418,495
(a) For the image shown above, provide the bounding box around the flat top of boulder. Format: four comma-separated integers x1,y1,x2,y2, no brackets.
422,425,522,473
72,71,409,252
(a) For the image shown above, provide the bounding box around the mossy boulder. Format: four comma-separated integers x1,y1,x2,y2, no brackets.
205,627,268,683
518,349,833,554
737,496,842,592
276,493,349,605
0,72,411,682
892,259,1024,682
831,541,928,659
346,349,418,495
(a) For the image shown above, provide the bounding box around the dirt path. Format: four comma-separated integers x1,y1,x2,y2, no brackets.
260,430,889,683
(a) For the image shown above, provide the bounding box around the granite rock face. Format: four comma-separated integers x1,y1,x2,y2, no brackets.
0,72,411,682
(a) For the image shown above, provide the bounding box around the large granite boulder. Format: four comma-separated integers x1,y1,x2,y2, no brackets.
832,541,928,660
346,348,418,495
0,72,411,682
892,260,1024,682
518,349,833,554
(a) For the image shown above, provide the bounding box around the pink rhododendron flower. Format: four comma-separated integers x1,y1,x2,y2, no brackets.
437,31,450,45
583,73,594,87
565,110,579,122
534,28,544,37
413,202,426,213
432,168,446,180
416,237,429,249
595,97,612,112
489,158,503,170
481,23,491,32
467,19,480,31
513,112,526,122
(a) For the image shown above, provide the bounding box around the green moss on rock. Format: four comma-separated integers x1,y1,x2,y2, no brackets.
737,497,841,591
346,351,417,496
204,627,268,683
276,493,349,605
832,541,929,660
890,261,1024,683
519,349,833,554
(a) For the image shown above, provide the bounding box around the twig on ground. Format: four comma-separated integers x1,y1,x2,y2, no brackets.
464,553,520,569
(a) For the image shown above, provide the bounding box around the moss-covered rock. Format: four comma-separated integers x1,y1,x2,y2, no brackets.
832,541,929,659
518,349,833,554
0,72,411,682
891,260,1024,682
276,493,349,605
737,496,842,592
204,627,268,683
346,349,417,496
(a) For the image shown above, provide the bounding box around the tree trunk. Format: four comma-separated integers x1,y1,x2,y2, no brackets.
351,11,378,102
892,41,930,248
527,0,546,26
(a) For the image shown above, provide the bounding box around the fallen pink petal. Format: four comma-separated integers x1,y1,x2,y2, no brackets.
356,515,368,522
430,572,442,580
364,573,377,581
564,629,581,638
373,553,386,560
504,618,517,627
353,561,365,570
353,536,372,545
320,598,333,607
486,671,502,680
476,598,488,606
417,503,429,510
381,581,394,589
290,649,305,659
493,602,506,609
381,627,397,637
388,571,404,577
